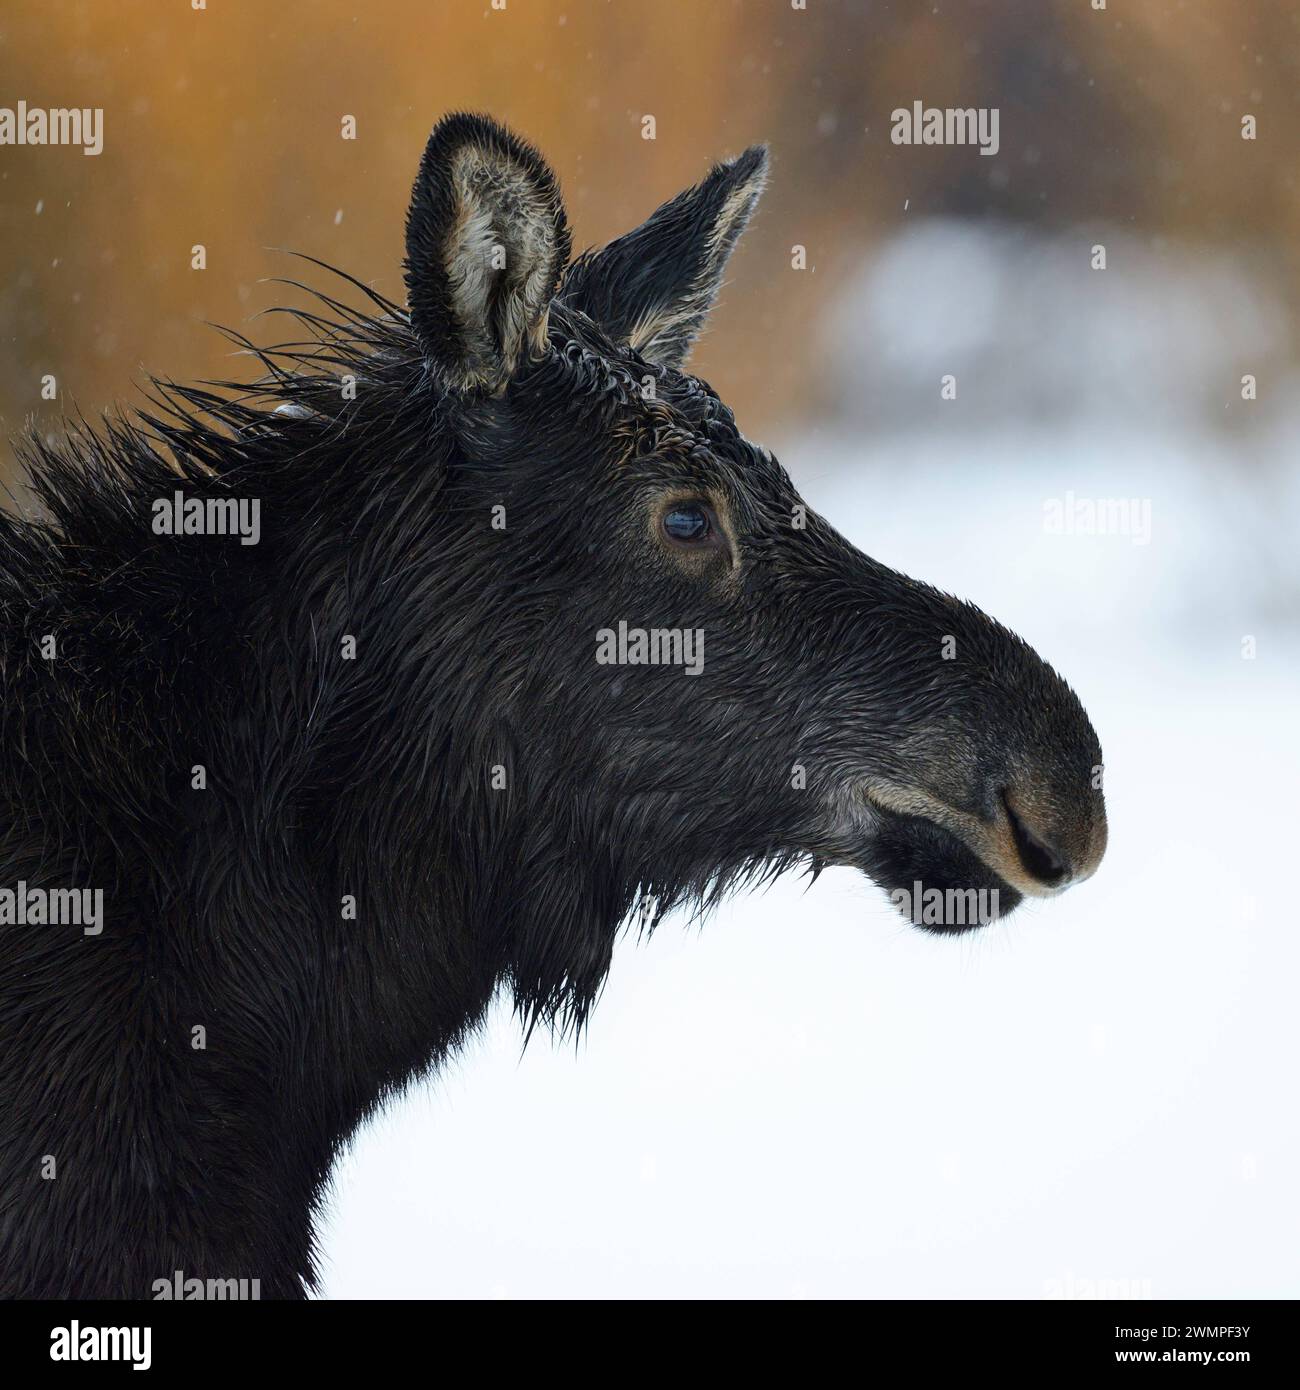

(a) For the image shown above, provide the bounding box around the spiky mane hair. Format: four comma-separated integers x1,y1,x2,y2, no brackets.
7,259,428,546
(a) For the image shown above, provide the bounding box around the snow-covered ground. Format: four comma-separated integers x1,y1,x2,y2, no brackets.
316,227,1298,1299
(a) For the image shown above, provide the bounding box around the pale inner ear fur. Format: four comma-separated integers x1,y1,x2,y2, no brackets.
445,145,560,389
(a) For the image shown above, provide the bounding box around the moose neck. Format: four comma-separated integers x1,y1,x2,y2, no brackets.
2,432,643,1295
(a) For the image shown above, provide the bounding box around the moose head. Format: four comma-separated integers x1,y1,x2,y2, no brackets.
0,112,1107,1298
396,113,1107,1002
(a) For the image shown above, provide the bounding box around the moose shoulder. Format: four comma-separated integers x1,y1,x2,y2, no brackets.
0,113,1106,1298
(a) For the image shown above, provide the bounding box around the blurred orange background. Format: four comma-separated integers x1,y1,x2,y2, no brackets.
0,0,1296,463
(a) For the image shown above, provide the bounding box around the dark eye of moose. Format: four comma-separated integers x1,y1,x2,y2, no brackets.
662,504,712,544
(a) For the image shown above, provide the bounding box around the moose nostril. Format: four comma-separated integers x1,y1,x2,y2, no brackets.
1001,792,1071,887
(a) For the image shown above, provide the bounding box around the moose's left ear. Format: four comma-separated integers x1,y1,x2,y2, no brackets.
404,113,572,394
560,144,768,370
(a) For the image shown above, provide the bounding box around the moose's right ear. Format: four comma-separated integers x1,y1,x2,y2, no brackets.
404,113,571,394
559,145,767,371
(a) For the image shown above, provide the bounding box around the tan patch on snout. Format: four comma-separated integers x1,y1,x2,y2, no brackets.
1005,780,1108,885
862,777,1105,899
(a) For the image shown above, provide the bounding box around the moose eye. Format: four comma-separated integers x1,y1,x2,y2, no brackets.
662,504,712,543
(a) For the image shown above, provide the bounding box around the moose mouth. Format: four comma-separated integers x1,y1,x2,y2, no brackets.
840,785,1033,934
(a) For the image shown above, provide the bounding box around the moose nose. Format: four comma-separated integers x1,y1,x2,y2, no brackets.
995,780,1108,895
1002,793,1073,888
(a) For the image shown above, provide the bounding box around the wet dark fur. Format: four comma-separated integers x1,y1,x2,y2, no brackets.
0,114,1103,1297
